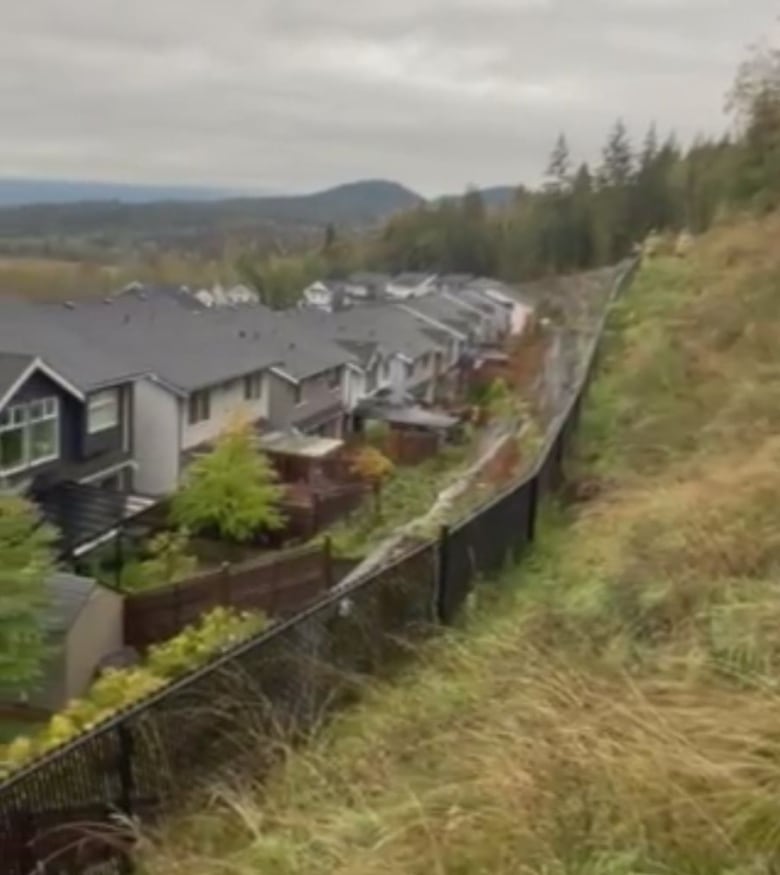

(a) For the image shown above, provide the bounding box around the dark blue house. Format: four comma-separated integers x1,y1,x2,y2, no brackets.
0,302,153,558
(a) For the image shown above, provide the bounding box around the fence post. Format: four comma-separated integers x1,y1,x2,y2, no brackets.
323,536,333,590
11,809,37,875
220,562,231,607
116,723,135,819
436,525,450,623
527,476,539,543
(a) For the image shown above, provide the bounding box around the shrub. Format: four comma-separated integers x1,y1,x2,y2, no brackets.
172,421,285,543
0,608,267,775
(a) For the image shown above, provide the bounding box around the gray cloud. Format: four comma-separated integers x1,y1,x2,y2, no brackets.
1,0,777,195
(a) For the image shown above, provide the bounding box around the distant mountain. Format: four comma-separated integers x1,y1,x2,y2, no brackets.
435,185,520,211
0,178,254,207
0,179,424,255
477,186,520,208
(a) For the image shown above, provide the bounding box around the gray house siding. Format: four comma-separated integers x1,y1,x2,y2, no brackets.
268,369,345,435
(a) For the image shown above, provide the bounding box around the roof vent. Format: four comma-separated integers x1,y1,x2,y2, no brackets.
239,330,246,339
123,314,131,324
288,342,296,350
64,300,76,310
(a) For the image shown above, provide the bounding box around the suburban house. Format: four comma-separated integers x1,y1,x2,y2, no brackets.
295,304,458,406
385,273,438,300
38,294,282,495
469,278,534,337
215,308,357,438
343,272,391,300
399,294,485,345
441,287,511,343
0,300,158,556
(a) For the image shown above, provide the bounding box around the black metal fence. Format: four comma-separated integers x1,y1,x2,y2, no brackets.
0,259,638,875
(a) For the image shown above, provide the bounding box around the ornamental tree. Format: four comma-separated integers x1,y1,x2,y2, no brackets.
171,422,285,543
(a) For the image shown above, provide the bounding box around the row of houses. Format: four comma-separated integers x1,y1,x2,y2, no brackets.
0,274,534,715
0,275,532,559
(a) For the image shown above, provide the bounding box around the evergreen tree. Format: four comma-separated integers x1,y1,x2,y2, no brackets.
546,134,572,192
0,497,56,694
599,118,634,189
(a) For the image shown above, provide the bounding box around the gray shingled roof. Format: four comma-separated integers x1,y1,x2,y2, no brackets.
113,282,208,312
295,303,448,362
401,295,477,337
34,297,284,394
43,572,99,636
0,351,34,403
0,300,142,392
207,308,355,381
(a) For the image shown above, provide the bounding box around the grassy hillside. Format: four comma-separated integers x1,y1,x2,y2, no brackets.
143,213,780,874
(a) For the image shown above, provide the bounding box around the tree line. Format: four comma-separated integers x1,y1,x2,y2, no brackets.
234,42,780,306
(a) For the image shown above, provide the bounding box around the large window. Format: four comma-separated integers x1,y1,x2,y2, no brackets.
87,389,120,434
188,390,211,425
0,398,59,475
243,373,263,401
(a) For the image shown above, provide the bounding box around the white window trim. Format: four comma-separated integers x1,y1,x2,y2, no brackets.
88,389,120,434
0,397,60,476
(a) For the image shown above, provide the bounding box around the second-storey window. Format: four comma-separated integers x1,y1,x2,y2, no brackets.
327,368,341,390
88,389,120,433
0,398,59,475
188,390,211,424
293,383,304,406
243,373,264,401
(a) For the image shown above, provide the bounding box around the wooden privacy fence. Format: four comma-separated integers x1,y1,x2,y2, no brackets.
124,543,332,650
383,428,441,465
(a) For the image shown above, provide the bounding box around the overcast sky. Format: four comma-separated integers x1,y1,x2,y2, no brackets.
1,1,778,197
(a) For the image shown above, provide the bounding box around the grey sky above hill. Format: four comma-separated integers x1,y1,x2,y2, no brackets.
2,1,777,197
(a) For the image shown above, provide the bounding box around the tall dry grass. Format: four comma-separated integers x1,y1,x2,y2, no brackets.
141,213,780,875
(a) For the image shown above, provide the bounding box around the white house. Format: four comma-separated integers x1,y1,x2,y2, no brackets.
385,273,438,300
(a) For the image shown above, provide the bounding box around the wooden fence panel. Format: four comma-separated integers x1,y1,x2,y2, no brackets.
124,545,329,650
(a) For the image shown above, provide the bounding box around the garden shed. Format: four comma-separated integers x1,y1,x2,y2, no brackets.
15,573,124,713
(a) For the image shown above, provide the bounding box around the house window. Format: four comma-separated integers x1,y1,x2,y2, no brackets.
188,390,211,424
327,368,341,390
243,373,263,401
293,383,304,406
0,398,59,474
421,353,432,369
87,389,120,434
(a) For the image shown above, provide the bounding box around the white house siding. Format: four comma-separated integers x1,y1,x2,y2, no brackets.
181,375,269,452
510,302,533,336
134,379,181,495
345,368,367,410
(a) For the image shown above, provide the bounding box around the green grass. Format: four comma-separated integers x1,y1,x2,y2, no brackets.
324,442,474,557
142,214,780,875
